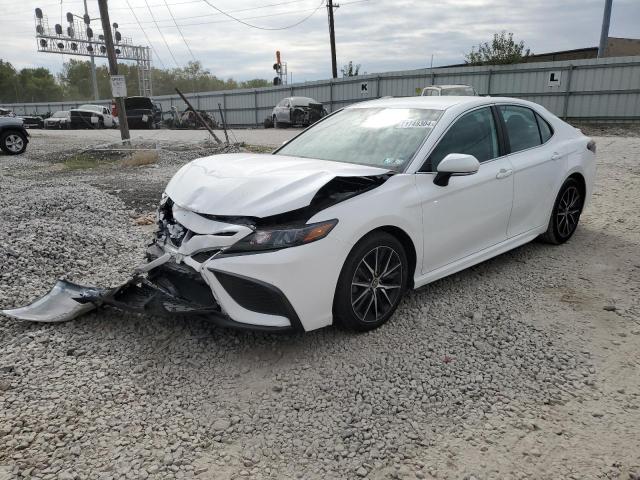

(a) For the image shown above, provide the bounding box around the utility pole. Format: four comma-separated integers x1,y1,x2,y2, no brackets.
82,0,99,100
97,0,130,142
327,0,339,79
598,0,613,58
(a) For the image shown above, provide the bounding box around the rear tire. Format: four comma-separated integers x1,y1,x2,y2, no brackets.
539,177,584,245
333,232,408,331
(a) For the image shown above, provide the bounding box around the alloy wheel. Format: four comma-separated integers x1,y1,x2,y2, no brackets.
556,185,581,238
351,246,403,323
5,134,24,153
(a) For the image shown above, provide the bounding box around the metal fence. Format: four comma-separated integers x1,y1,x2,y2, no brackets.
4,55,640,126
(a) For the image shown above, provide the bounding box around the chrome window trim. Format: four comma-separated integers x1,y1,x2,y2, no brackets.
416,104,503,173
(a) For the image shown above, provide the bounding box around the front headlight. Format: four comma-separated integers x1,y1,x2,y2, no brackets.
226,219,338,253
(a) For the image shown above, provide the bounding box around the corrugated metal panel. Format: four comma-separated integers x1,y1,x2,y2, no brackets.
3,56,640,124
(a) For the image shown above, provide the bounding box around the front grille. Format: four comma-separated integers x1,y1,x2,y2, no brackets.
157,199,189,246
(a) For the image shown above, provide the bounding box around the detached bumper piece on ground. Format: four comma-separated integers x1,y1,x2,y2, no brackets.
1,252,301,333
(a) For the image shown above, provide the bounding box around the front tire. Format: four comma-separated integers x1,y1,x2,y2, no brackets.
333,232,408,331
0,130,27,155
540,177,584,244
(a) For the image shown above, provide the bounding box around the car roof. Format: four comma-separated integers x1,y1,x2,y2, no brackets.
348,95,538,111
427,84,473,89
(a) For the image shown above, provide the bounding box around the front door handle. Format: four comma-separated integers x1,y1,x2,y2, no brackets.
551,152,562,161
496,168,513,179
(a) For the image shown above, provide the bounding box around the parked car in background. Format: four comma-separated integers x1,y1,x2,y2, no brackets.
124,96,162,129
421,85,477,96
269,96,327,128
44,111,71,129
0,117,29,155
19,115,44,129
0,108,16,117
69,104,114,129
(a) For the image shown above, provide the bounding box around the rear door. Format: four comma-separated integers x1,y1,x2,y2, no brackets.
497,105,566,237
416,106,514,273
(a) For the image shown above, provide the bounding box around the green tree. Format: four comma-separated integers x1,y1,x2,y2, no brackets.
465,31,531,65
341,61,361,77
1,57,270,103
0,60,19,103
59,59,140,99
239,79,271,89
18,67,63,102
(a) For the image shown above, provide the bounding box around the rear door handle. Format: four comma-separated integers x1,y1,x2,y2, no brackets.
551,152,562,161
496,168,513,179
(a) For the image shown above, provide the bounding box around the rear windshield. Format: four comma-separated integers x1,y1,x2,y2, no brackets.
276,107,443,171
291,97,317,107
125,97,153,110
78,105,103,113
440,87,475,96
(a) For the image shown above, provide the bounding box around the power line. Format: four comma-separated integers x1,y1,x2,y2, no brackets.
113,0,307,12
162,0,197,62
200,0,325,31
144,0,180,66
122,5,327,28
125,0,167,68
118,0,310,25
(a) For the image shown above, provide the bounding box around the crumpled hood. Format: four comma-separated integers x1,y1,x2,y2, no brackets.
165,153,389,217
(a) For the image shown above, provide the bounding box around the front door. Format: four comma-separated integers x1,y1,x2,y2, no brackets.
416,106,514,273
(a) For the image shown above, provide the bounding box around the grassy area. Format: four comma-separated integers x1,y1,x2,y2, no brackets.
62,149,158,170
241,143,276,154
121,150,159,167
63,153,115,170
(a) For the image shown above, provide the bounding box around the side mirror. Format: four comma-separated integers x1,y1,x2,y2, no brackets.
434,153,479,186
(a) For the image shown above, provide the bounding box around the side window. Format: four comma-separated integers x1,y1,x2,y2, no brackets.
499,105,542,153
535,112,553,143
423,107,499,172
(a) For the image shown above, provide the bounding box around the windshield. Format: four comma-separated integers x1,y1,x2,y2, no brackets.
52,111,69,118
78,104,102,113
276,107,442,170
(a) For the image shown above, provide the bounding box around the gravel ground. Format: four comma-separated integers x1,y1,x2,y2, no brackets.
0,130,639,480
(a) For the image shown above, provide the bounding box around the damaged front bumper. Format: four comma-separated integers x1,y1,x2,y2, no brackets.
1,249,302,332
1,208,308,332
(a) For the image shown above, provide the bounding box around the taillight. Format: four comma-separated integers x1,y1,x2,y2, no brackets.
587,140,596,153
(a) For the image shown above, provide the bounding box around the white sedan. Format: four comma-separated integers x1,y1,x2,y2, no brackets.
3,96,596,333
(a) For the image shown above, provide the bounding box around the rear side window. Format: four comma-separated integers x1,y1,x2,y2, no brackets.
423,107,499,171
499,105,541,153
536,112,553,143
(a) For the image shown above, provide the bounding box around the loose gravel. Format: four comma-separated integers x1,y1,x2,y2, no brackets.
0,130,639,480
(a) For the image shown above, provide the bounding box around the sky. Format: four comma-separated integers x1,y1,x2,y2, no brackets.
0,0,639,82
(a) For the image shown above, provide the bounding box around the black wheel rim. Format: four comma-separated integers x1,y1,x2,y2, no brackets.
351,246,403,323
556,185,581,238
